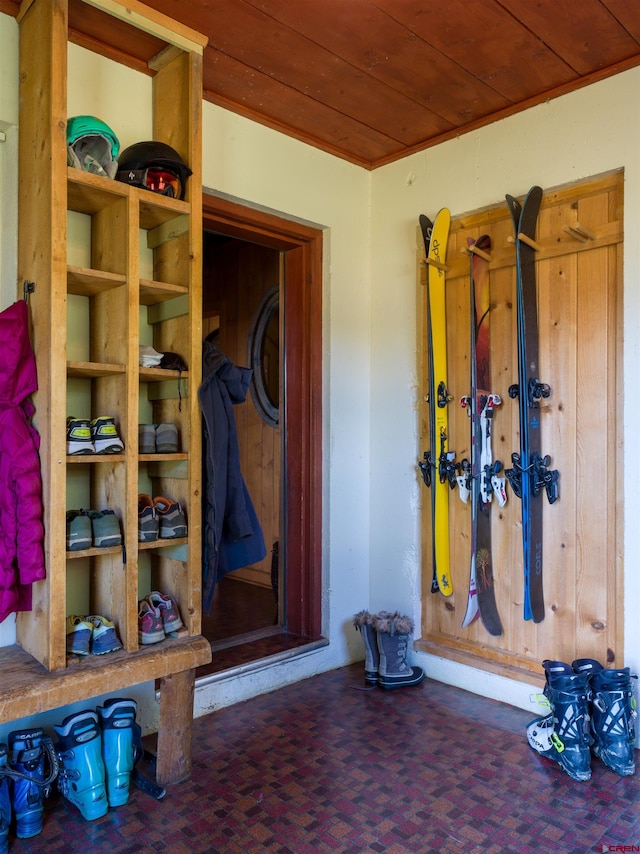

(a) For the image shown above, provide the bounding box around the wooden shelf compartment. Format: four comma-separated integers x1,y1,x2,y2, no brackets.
138,536,188,552
139,366,188,382
139,453,188,462
67,167,129,215
66,545,123,558
67,265,127,296
68,269,188,305
138,190,190,231
66,454,126,464
67,360,126,378
140,278,188,305
67,169,189,226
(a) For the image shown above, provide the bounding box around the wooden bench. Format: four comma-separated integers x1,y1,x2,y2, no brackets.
0,637,211,785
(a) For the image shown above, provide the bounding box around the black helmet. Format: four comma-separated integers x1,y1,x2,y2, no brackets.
115,141,192,200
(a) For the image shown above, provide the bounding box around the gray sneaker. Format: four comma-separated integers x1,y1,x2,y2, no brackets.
66,510,92,551
138,424,156,454
155,423,179,453
87,509,122,548
138,494,159,542
153,496,187,539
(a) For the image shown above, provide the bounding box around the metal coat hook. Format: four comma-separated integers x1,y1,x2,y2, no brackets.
23,280,35,302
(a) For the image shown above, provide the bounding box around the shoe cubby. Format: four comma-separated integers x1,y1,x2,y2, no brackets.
13,0,210,773
63,169,200,655
136,182,197,642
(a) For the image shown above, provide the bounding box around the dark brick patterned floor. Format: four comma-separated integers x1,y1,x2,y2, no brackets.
9,664,640,853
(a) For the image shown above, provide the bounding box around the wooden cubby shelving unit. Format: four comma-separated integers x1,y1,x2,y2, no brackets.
5,0,211,784
417,171,624,686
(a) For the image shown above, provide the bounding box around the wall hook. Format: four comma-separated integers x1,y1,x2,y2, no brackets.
563,223,596,243
424,257,449,272
507,233,543,252
23,280,35,302
461,244,492,262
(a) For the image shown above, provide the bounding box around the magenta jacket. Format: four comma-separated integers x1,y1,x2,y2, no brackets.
0,300,45,623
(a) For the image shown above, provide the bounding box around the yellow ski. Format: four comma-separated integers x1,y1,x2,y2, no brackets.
419,209,455,596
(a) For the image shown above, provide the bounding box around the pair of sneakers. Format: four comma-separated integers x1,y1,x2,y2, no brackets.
138,423,179,454
138,592,183,645
138,494,187,542
66,509,122,550
66,615,122,656
67,416,124,455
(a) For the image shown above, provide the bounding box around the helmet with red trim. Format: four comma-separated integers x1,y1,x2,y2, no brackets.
115,140,192,200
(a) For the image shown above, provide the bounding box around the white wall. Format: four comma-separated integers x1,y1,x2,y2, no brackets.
1,6,638,732
369,69,640,711
195,102,374,715
0,12,18,315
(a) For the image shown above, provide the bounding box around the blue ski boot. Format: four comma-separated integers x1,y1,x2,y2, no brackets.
573,658,637,776
373,612,424,690
8,728,58,838
526,660,592,782
97,698,140,807
0,745,11,854
54,710,108,820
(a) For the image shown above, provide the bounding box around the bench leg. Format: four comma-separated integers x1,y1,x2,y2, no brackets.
156,668,195,785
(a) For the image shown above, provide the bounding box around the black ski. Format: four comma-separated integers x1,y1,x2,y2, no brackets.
459,235,505,636
505,187,559,623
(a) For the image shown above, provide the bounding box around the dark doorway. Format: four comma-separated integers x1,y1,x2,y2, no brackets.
197,194,323,678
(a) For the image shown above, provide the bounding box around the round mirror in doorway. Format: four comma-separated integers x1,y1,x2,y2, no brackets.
248,286,280,428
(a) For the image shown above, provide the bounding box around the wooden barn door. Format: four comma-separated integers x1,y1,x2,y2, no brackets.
417,171,623,683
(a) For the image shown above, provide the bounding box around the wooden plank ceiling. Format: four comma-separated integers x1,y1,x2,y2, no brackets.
3,0,640,169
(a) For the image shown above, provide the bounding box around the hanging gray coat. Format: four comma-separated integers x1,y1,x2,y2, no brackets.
198,338,267,613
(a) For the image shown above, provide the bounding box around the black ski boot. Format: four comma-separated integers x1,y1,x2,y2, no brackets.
526,660,592,782
8,728,58,838
573,658,637,777
373,612,424,690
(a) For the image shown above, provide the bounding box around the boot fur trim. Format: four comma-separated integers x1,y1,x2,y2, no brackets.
372,612,414,635
353,609,395,629
353,610,373,628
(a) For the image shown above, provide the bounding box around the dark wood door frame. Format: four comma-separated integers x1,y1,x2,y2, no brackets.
202,192,323,639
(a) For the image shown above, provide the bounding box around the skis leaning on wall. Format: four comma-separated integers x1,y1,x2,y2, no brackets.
458,235,506,636
418,209,457,597
505,186,559,623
